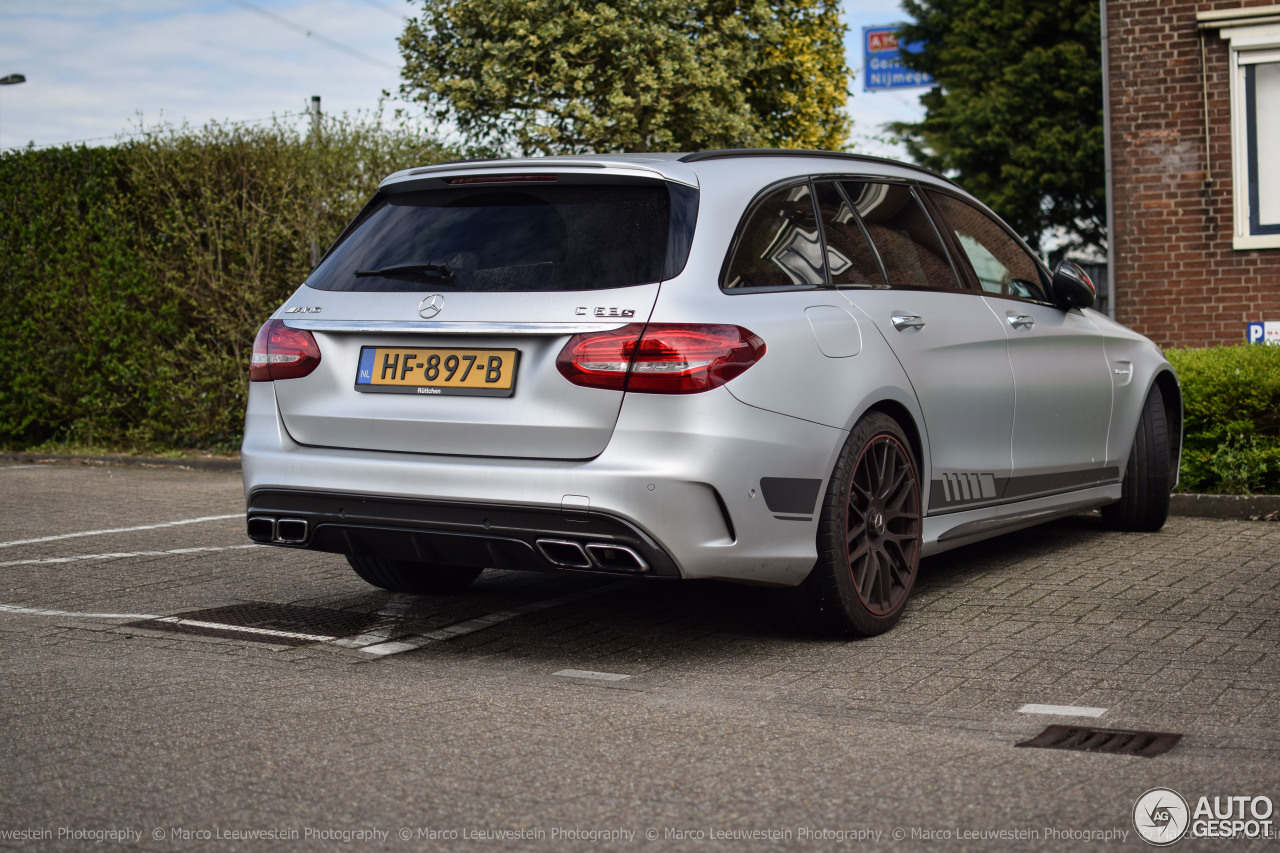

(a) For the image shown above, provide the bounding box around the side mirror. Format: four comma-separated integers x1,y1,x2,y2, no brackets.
1051,260,1097,310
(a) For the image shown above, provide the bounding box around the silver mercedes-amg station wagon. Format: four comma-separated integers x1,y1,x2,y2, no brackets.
242,149,1181,636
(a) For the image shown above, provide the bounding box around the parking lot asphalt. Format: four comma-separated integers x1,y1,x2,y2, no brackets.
1,462,1278,851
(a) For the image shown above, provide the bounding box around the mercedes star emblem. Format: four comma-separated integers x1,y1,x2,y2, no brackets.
418,293,445,319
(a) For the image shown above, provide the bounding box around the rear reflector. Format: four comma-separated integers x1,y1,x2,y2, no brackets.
249,319,322,382
556,323,765,394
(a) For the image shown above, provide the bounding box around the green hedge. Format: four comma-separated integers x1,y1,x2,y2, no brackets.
1166,345,1280,494
0,117,455,451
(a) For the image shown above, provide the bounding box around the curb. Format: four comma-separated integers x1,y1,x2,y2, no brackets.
4,453,1278,520
1169,493,1280,521
0,452,241,473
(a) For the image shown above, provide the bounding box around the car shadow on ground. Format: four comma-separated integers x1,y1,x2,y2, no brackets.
317,513,1122,672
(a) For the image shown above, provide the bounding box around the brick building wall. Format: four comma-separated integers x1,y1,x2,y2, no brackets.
1109,0,1280,348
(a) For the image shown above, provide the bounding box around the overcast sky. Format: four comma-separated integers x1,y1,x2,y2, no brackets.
0,0,927,158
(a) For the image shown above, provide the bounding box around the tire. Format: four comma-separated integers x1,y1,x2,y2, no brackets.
1102,385,1171,532
806,412,923,637
345,555,483,594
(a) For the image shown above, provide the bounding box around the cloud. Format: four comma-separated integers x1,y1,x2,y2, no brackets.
0,0,406,149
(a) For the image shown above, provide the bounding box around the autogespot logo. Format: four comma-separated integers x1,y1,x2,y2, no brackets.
1134,788,1190,846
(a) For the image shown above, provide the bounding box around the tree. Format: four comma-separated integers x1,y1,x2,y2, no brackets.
892,0,1104,254
398,0,849,155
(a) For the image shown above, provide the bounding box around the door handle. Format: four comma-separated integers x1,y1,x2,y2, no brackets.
890,313,925,332
1006,313,1035,330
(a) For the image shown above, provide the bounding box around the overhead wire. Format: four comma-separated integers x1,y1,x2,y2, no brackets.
220,0,399,69
351,0,411,21
12,1,406,150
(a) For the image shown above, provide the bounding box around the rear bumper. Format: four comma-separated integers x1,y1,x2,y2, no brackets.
246,488,679,577
241,382,847,586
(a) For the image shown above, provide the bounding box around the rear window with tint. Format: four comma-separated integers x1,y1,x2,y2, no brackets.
308,181,694,292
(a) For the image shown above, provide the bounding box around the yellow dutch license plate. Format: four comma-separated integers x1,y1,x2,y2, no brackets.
355,346,518,397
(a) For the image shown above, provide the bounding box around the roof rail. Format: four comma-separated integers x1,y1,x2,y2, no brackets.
678,148,958,187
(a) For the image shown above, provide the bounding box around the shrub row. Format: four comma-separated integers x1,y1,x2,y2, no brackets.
0,116,454,451
1166,345,1280,494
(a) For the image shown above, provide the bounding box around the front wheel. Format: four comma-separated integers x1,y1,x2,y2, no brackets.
1101,385,1171,532
346,555,483,594
806,412,922,637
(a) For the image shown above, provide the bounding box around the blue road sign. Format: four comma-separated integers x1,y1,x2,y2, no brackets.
863,25,935,92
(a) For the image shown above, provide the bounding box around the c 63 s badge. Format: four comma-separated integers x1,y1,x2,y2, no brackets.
576,307,635,318
284,306,322,314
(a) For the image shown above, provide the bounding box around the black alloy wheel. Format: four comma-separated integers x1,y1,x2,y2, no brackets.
847,431,921,614
808,412,922,636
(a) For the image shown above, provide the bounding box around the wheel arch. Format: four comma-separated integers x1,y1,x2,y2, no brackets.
864,398,926,477
1152,368,1183,488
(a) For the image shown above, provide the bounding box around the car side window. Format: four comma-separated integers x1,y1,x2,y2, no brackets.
840,181,961,290
814,181,886,286
927,191,1050,302
723,183,826,289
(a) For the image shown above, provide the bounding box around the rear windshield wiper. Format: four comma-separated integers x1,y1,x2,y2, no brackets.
354,262,454,280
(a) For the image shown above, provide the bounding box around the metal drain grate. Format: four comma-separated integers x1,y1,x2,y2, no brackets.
1016,725,1182,758
129,602,390,647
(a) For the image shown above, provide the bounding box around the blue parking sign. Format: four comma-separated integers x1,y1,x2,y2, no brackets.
1249,322,1265,343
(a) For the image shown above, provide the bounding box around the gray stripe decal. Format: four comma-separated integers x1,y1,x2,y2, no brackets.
1001,467,1121,501
929,466,1120,511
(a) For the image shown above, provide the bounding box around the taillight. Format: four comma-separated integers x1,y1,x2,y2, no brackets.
556,323,766,394
249,319,321,382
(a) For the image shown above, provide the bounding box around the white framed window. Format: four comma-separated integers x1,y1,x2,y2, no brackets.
1203,9,1280,249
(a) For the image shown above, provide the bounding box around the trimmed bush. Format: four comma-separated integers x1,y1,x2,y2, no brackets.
1165,345,1280,494
0,116,455,451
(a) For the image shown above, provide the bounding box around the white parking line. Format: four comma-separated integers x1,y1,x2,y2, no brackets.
357,582,629,657
328,597,418,650
0,605,339,642
0,603,160,620
0,514,242,549
0,545,260,567
151,616,336,643
358,599,574,656
1018,703,1108,718
1,581,628,654
553,669,630,681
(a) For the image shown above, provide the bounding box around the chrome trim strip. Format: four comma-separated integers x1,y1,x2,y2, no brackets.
281,320,628,335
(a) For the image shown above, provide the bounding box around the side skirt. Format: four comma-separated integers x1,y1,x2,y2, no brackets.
920,484,1122,557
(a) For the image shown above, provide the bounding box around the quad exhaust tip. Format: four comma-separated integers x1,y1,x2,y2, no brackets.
537,539,648,573
247,515,309,545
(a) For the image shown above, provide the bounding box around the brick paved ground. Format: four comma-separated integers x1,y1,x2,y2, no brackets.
1,464,1277,850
